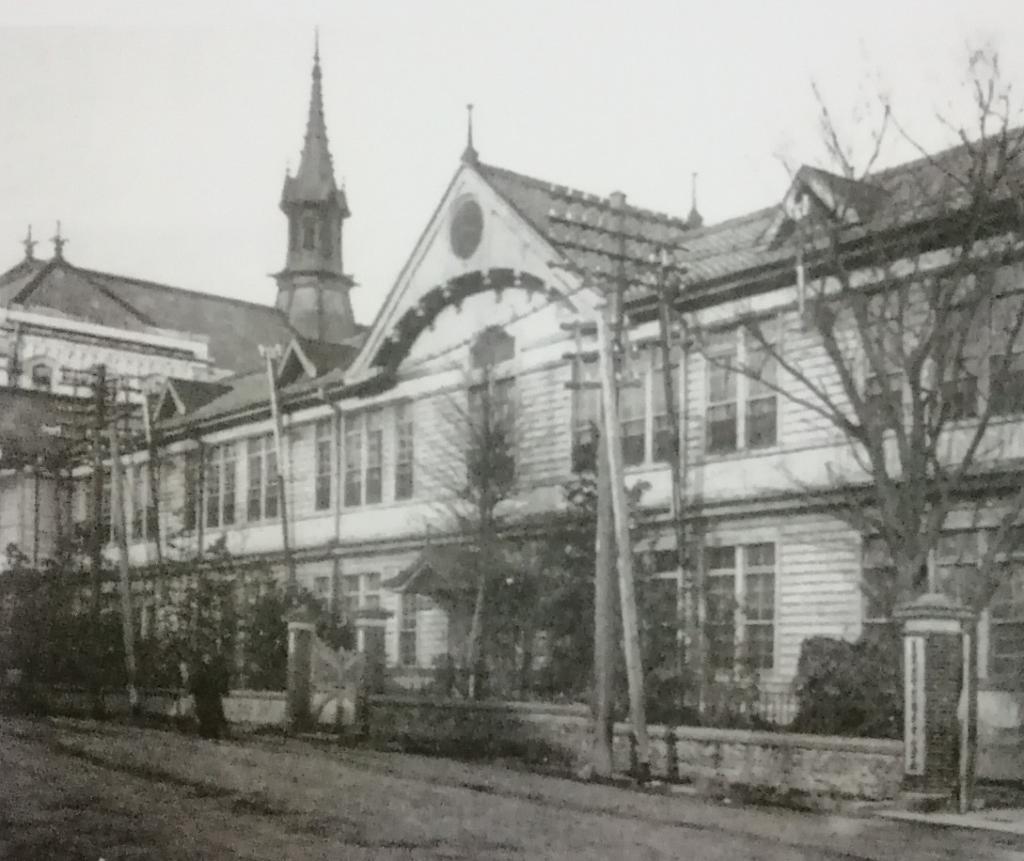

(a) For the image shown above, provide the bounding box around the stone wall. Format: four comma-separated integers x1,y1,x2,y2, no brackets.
367,695,904,801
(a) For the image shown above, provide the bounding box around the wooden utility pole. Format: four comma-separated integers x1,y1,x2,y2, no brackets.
109,398,139,714
564,321,615,776
89,364,107,717
140,392,164,570
596,305,650,778
260,345,296,589
654,248,701,711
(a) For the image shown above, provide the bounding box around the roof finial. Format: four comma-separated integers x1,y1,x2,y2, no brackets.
51,221,67,259
22,225,36,261
462,103,479,165
686,171,703,229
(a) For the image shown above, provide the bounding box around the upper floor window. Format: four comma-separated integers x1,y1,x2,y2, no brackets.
704,328,777,454
314,418,333,511
395,402,415,501
247,434,278,521
344,409,384,507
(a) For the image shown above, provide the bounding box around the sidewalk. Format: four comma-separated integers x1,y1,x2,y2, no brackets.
878,807,1024,836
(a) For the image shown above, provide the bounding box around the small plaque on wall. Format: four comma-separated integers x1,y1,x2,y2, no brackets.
904,635,926,776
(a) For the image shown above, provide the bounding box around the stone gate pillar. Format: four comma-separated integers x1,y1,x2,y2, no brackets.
893,593,976,807
286,605,318,729
355,607,392,695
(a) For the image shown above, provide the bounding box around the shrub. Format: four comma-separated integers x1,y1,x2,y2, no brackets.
789,629,901,738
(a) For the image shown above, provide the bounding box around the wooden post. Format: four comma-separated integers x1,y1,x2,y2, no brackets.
596,305,650,778
89,364,107,717
654,253,700,712
260,345,296,590
592,421,615,776
564,319,615,777
109,405,139,714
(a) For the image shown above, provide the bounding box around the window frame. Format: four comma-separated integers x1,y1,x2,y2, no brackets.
703,541,777,674
314,417,333,512
394,402,415,501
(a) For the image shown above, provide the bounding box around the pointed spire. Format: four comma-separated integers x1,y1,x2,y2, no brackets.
51,221,67,259
21,225,36,261
462,103,479,165
283,31,339,203
686,172,703,229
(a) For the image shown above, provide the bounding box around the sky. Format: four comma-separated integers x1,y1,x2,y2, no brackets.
0,1,1022,326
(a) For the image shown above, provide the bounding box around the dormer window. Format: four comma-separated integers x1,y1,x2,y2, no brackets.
30,363,53,391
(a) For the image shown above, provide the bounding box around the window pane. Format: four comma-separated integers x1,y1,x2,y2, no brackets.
265,446,278,518
745,397,777,448
315,418,332,511
707,403,737,452
344,417,362,507
395,403,414,500
222,447,236,526
990,353,1024,416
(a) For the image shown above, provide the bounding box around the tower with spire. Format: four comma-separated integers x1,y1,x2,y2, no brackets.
275,37,356,343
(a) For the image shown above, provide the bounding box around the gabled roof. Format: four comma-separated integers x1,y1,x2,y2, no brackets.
476,161,779,300
154,378,234,421
0,256,296,373
382,545,477,596
278,336,359,386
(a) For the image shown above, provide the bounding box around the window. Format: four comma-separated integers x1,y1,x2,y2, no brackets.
989,351,1024,416
705,546,737,671
314,576,331,601
990,569,1024,680
314,418,332,511
861,537,897,626
706,332,738,453
365,411,383,504
204,443,237,529
129,465,158,542
30,363,53,390
247,435,278,521
744,335,777,449
184,450,201,531
302,216,317,251
705,328,778,454
651,346,681,463
864,368,903,429
344,410,385,507
340,572,381,622
395,403,414,500
468,378,517,486
743,543,775,670
635,550,680,672
571,358,601,473
618,367,646,466
399,594,418,666
704,542,777,672
344,414,363,507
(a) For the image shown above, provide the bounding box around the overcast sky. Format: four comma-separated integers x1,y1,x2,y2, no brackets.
0,1,1021,325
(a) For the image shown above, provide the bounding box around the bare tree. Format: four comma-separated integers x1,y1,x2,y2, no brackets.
692,51,1024,617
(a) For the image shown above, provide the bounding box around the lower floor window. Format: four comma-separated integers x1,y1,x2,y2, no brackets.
705,542,776,672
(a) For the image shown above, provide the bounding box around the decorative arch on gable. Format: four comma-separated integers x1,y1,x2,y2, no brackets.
370,267,572,372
